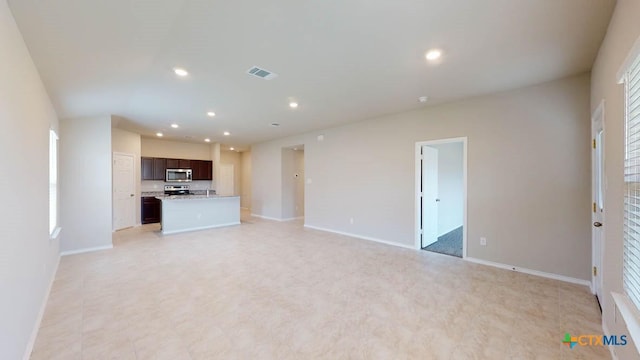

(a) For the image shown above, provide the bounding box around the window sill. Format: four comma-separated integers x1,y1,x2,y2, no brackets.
49,227,61,241
611,292,640,355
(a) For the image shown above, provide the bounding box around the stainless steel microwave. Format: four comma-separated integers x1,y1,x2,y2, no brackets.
166,168,192,182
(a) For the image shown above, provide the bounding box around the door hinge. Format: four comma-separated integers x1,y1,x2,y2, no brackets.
593,266,597,276
593,202,596,213
593,139,596,149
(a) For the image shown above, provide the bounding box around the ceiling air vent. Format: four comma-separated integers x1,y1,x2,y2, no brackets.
247,66,278,80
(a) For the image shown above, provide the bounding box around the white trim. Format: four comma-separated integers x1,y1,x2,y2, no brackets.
414,137,468,259
49,226,61,242
304,224,415,250
60,245,113,256
464,257,591,287
617,33,640,83
602,319,619,360
281,216,304,221
251,213,285,221
23,254,60,360
612,292,640,355
161,222,241,235
591,99,605,296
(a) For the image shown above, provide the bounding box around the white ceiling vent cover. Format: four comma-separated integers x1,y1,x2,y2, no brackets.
247,66,278,80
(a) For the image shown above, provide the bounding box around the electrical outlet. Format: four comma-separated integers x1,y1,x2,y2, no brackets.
480,237,487,246
349,217,354,224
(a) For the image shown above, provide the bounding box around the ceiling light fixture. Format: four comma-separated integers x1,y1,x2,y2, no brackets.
223,131,230,136
230,147,235,151
204,138,211,143
173,68,189,77
207,111,215,117
171,123,179,128
419,96,428,103
156,132,163,137
289,102,298,109
425,49,442,61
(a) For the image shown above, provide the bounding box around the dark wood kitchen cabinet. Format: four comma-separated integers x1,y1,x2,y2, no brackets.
141,197,161,224
191,160,213,180
153,158,166,180
141,157,154,180
166,158,190,169
141,157,166,180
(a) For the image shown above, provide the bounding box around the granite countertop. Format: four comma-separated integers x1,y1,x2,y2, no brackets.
141,191,164,197
155,194,239,200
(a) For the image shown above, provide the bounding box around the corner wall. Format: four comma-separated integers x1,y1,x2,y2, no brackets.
60,116,112,253
252,73,591,281
0,1,61,358
591,0,640,358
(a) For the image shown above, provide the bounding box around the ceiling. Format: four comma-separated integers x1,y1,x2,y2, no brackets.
8,0,614,149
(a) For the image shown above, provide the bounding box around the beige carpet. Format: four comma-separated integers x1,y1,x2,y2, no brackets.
30,214,608,359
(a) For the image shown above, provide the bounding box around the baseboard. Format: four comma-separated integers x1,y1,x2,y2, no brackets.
281,216,304,221
60,244,113,256
251,213,285,221
23,254,60,360
464,257,590,287
303,224,415,250
241,207,251,210
161,221,241,235
602,319,619,360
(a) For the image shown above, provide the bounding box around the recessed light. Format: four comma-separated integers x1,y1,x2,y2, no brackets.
156,132,163,137
207,111,215,117
223,131,230,136
425,49,442,61
419,96,428,103
171,123,179,128
289,102,298,109
293,148,297,151
230,147,235,151
204,138,211,143
173,68,188,77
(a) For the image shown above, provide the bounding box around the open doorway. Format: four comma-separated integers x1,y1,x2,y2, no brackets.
415,138,467,258
281,145,305,220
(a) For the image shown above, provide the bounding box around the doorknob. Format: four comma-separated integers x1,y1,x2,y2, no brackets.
593,222,603,227
130,194,134,197
435,198,440,202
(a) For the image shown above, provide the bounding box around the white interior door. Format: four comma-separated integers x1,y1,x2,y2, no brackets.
113,153,135,231
592,103,605,302
219,164,235,196
422,146,439,247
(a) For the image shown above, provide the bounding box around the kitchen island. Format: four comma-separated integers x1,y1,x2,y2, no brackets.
156,195,240,235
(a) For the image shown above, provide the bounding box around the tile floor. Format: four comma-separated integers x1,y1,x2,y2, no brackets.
31,214,609,359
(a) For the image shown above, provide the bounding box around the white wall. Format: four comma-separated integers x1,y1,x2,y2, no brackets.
112,127,141,225
0,2,60,358
295,150,305,218
60,116,112,253
429,142,463,236
281,148,297,219
591,0,640,358
252,73,591,281
220,150,241,195
240,151,252,209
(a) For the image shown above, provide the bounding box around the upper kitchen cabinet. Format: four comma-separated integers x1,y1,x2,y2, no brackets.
191,160,213,180
153,158,166,180
166,158,190,169
141,157,154,180
141,157,167,181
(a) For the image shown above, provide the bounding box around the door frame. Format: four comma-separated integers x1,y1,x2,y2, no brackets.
591,100,605,296
112,151,136,231
415,137,468,258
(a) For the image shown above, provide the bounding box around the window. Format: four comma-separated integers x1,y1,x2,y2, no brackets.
49,129,58,235
624,52,640,310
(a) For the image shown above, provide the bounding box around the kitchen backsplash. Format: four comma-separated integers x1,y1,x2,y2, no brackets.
141,180,215,192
